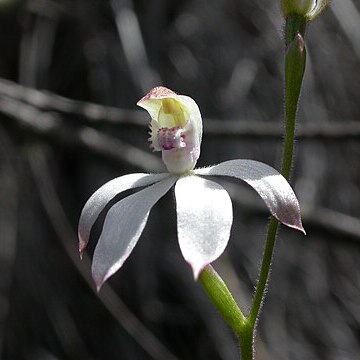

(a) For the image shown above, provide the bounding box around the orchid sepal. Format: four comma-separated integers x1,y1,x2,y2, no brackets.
78,172,170,256
175,175,233,279
92,176,177,290
195,159,305,234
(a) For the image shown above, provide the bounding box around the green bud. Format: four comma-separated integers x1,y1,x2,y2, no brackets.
280,0,330,20
281,0,316,16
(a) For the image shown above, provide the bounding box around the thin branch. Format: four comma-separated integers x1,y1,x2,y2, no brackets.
331,0,360,61
0,78,359,139
0,125,19,355
0,97,164,173
110,0,161,93
0,77,145,126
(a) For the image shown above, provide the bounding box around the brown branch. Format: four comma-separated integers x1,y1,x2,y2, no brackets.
0,77,359,140
0,77,145,126
0,125,19,355
0,97,164,173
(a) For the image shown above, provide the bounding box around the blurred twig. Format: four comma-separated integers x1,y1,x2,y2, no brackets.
331,0,360,61
1,78,360,139
0,77,145,125
28,146,179,360
0,96,164,172
0,125,18,356
224,183,360,243
110,0,161,93
302,206,360,242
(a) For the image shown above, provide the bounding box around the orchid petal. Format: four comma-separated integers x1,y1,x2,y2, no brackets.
78,173,169,255
92,176,177,290
195,160,305,233
175,176,233,279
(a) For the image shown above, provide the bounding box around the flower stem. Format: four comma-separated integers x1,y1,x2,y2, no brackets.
199,13,308,360
238,321,253,360
282,14,307,179
199,265,246,336
248,217,279,326
241,13,308,357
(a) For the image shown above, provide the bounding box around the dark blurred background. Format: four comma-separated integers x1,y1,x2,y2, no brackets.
0,0,359,359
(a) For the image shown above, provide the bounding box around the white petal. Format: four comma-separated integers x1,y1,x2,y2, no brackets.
175,176,233,279
195,160,305,233
92,176,177,290
78,173,169,255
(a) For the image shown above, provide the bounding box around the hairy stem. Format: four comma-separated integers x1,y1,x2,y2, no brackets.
243,14,308,358
199,265,246,337
199,13,307,360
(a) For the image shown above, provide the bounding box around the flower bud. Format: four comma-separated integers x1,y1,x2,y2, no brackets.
281,0,316,16
281,0,330,19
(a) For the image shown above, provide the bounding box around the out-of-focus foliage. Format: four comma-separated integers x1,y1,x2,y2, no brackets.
0,0,359,359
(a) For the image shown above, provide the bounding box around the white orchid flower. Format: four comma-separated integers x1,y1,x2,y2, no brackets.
78,87,305,290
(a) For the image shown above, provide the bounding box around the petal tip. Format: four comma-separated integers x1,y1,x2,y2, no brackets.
275,200,306,236
78,240,87,259
283,218,306,235
93,272,106,293
78,243,84,256
78,234,86,258
137,86,176,105
297,223,306,235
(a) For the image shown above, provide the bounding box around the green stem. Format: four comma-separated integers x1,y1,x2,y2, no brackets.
282,14,307,179
199,266,254,359
238,322,253,360
242,13,308,357
199,13,308,360
199,265,246,336
248,217,279,326
284,14,307,48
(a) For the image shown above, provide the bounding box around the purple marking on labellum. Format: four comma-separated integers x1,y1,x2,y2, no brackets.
158,126,186,150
